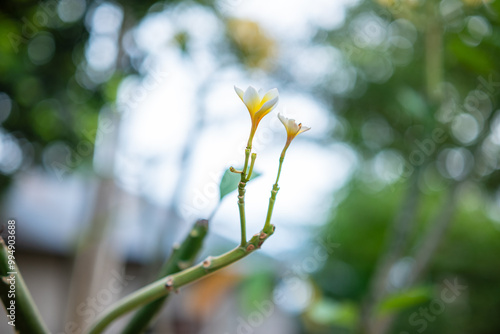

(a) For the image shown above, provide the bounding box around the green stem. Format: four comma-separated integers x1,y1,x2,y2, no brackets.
86,229,274,334
0,237,49,334
238,144,252,246
242,147,251,179
238,180,247,247
247,153,257,181
122,220,208,334
264,156,284,233
275,156,284,185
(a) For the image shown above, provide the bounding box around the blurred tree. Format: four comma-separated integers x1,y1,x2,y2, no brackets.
309,0,500,333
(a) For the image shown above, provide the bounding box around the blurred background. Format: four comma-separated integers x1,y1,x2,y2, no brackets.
1,0,500,333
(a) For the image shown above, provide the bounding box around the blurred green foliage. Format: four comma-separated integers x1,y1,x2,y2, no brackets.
309,1,500,333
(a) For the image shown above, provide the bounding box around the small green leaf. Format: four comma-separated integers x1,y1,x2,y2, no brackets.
219,168,261,200
376,286,432,315
306,298,358,329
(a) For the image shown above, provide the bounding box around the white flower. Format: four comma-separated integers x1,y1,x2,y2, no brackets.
234,86,279,133
278,113,311,154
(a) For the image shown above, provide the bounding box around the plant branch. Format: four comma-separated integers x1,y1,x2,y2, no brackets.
0,237,49,334
86,227,274,334
122,219,209,334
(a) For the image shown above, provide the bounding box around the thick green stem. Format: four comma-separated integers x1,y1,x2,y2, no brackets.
86,229,274,334
122,219,208,334
0,237,49,334
264,157,284,233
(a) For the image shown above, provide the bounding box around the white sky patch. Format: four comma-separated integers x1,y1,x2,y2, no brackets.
134,13,174,54
134,5,222,73
86,35,117,71
205,83,246,120
115,52,196,194
90,2,123,35
278,92,334,137
287,45,344,87
228,0,358,41
167,4,222,46
118,56,194,157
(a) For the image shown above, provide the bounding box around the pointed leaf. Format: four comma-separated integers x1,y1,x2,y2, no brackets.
376,286,432,315
219,168,261,200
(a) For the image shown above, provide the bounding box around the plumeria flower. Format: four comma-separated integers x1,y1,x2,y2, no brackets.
235,86,279,144
278,113,311,156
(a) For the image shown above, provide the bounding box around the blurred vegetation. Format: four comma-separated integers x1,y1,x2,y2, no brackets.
309,1,500,334
1,0,500,333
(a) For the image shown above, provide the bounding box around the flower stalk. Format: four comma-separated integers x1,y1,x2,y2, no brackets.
263,156,284,233
263,114,310,232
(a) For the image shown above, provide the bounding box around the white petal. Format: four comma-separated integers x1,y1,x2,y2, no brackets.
243,86,260,113
278,113,300,134
287,119,299,133
257,95,279,116
298,125,311,135
261,88,279,104
278,113,287,125
234,86,245,101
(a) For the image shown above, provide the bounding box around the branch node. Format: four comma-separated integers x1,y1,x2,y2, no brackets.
165,276,175,292
230,166,242,174
202,256,213,270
